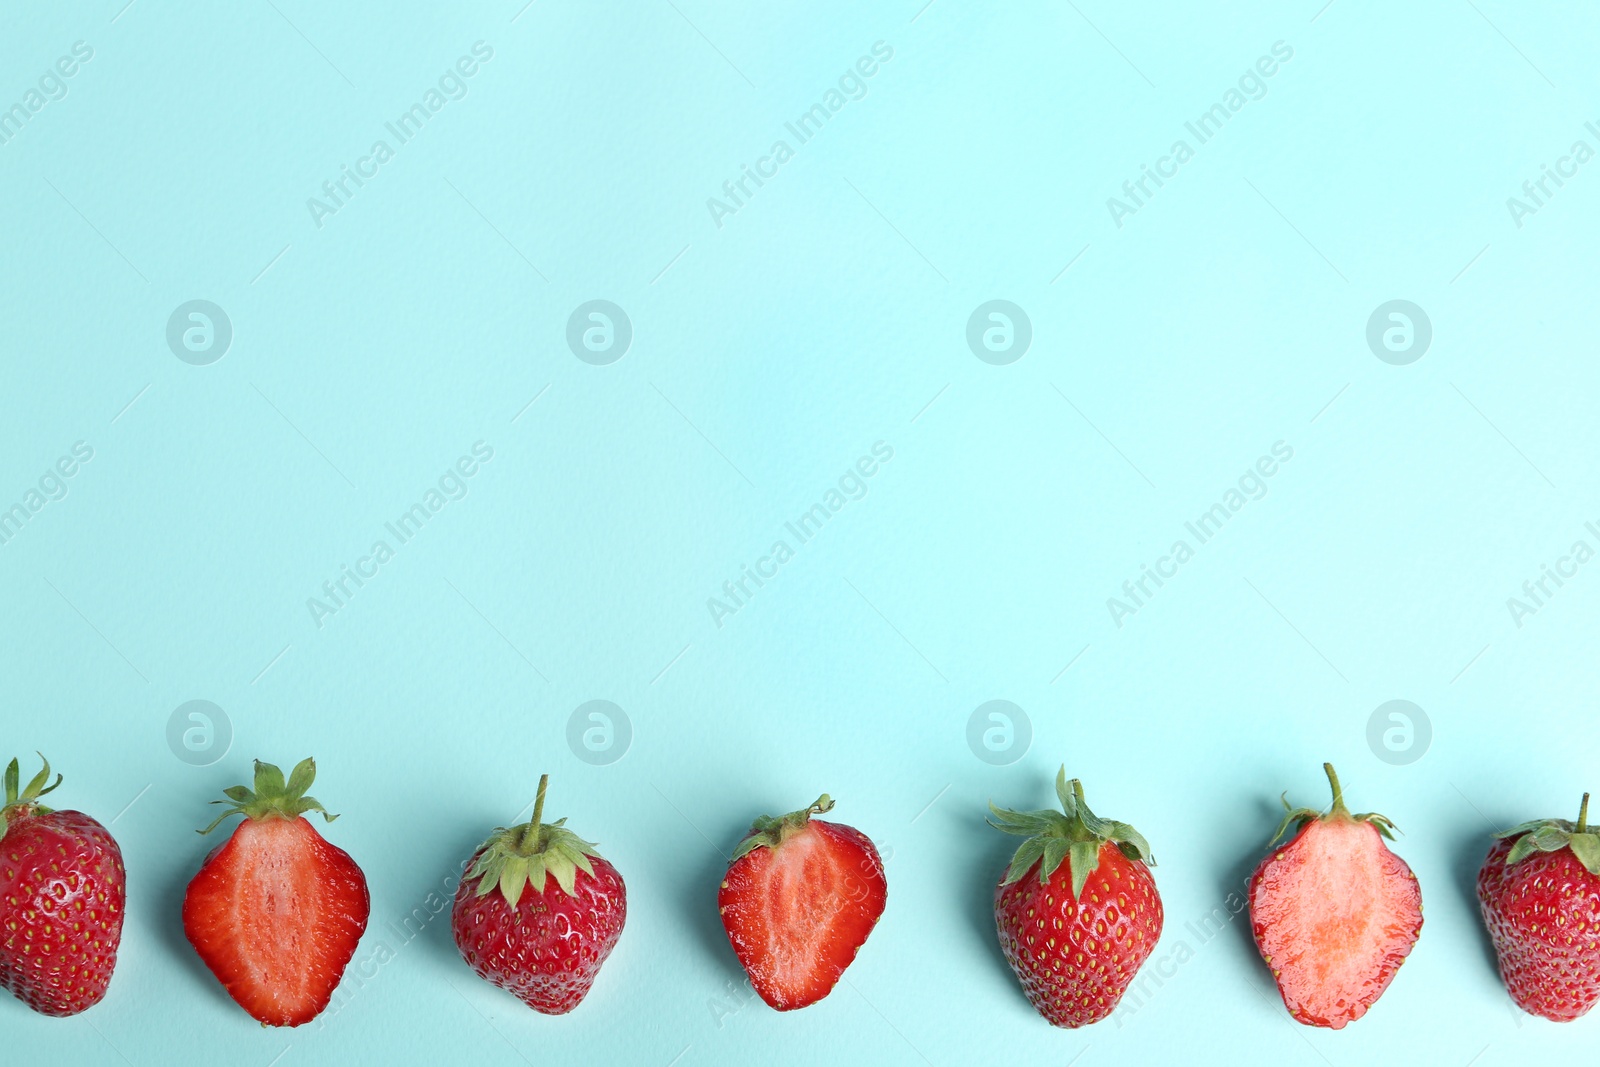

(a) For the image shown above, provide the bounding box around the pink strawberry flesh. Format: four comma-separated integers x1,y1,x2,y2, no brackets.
1249,766,1422,1029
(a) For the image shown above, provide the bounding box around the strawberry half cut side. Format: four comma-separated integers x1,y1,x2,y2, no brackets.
718,794,887,1011
1249,763,1423,1029
181,758,369,1027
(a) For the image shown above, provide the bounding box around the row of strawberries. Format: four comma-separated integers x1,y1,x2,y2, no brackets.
0,756,1591,1028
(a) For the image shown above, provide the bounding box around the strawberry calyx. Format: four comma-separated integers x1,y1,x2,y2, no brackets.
0,753,63,839
988,767,1154,900
731,794,835,862
1497,792,1600,875
1269,762,1398,845
198,757,336,835
464,774,602,908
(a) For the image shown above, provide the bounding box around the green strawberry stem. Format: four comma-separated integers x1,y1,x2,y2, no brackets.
198,758,335,835
731,795,835,861
0,754,63,840
1270,762,1398,844
1499,791,1600,875
519,774,550,851
467,773,601,908
1323,763,1349,818
988,767,1154,900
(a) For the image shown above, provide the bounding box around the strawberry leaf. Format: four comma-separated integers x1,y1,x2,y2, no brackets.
462,774,605,906
730,795,835,862
1500,796,1600,876
989,768,1155,899
1,754,64,834
254,760,286,798
1068,840,1099,900
197,757,339,833
285,758,316,801
1570,833,1600,875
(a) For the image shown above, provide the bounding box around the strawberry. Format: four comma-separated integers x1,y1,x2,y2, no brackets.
451,774,626,1014
181,758,369,1027
1248,763,1422,1028
989,768,1162,1027
1478,791,1600,1021
0,755,125,1017
718,794,886,1010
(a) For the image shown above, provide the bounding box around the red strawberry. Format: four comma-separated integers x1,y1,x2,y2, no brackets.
451,774,626,1014
990,768,1163,1027
718,794,886,1010
1478,792,1600,1021
182,758,369,1027
0,755,126,1017
1248,763,1422,1028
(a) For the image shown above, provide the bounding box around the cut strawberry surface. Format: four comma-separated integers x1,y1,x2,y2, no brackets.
182,759,369,1028
1249,764,1422,1029
719,796,886,1011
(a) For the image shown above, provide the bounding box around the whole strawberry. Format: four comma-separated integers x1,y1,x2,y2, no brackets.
990,768,1162,1027
1249,763,1422,1028
0,755,125,1017
183,758,369,1027
719,794,886,1010
452,774,626,1014
1479,792,1600,1021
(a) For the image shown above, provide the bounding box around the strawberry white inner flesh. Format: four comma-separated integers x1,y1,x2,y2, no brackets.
228,821,320,1003
1253,818,1421,1026
761,831,835,989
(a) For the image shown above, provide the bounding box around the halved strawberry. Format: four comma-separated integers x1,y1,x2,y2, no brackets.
1248,763,1423,1028
182,758,369,1027
718,795,886,1010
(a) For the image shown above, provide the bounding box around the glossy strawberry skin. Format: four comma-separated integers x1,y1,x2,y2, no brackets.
719,819,886,1011
0,809,125,1017
183,815,369,1027
1479,836,1600,1021
994,841,1162,1028
1249,817,1422,1029
451,851,626,1014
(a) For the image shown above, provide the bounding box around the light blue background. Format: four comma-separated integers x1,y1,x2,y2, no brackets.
4,1,1599,1063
